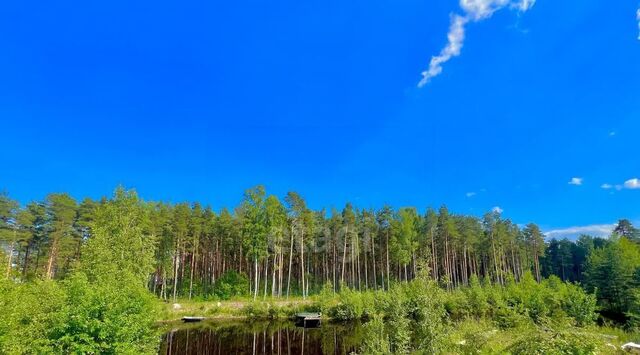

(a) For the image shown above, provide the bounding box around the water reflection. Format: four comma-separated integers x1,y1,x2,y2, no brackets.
160,320,363,355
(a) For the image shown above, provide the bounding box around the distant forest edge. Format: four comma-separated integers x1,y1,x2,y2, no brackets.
1,185,640,322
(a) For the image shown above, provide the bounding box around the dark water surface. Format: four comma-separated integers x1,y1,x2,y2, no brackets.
159,320,363,355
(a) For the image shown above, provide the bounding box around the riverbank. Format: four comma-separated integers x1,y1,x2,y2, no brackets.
156,277,640,354
157,297,317,322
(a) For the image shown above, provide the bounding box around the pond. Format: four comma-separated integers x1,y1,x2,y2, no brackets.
159,319,364,355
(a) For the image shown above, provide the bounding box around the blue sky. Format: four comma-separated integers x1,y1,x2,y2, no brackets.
1,0,639,238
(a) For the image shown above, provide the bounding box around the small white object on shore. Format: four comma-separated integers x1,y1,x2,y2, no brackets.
622,342,640,352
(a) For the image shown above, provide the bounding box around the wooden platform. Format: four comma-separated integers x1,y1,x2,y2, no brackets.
294,313,321,328
181,316,205,323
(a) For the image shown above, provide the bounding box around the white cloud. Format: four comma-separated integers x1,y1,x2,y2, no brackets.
466,192,477,197
637,7,640,40
609,131,616,137
544,223,616,241
601,183,613,190
492,206,503,214
568,177,583,186
419,15,468,87
625,178,640,189
418,0,536,87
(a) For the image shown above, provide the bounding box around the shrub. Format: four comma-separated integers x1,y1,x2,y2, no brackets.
404,278,448,353
0,279,67,354
55,273,160,354
560,283,598,327
242,301,273,319
507,327,604,354
465,275,489,319
359,316,392,355
214,271,249,300
327,287,375,321
0,273,160,355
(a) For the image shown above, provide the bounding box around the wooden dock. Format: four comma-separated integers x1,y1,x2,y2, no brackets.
181,316,205,323
294,313,321,328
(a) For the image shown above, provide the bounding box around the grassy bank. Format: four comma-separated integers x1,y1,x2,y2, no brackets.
158,273,640,354
157,296,318,322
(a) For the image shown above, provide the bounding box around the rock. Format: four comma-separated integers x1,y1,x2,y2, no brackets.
173,303,182,310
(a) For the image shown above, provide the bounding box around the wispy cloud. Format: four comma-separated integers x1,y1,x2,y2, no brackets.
418,0,536,87
544,223,616,240
625,178,640,189
492,206,504,214
601,178,640,191
637,7,640,40
568,177,583,186
466,192,477,197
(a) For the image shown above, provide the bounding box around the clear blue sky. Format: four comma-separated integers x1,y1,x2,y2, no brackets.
1,0,639,237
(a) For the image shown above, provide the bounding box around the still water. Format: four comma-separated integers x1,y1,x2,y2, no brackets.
159,320,364,355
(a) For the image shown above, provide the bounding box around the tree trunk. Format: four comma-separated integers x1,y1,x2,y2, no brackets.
300,230,305,299
286,225,294,299
6,240,15,279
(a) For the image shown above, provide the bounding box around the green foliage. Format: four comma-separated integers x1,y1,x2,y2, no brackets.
214,271,249,300
327,287,375,321
83,187,156,286
584,236,640,319
55,273,159,354
242,301,275,319
465,275,489,319
0,279,67,353
359,316,392,355
403,275,448,353
440,271,598,330
558,282,598,327
507,326,604,354
0,188,161,354
0,274,159,354
383,292,412,354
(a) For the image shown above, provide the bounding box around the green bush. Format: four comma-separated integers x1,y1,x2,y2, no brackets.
55,273,159,354
465,275,489,319
242,301,272,319
0,279,67,354
214,271,249,300
404,278,448,353
359,316,392,355
560,283,598,327
507,327,604,354
327,287,376,321
0,274,159,354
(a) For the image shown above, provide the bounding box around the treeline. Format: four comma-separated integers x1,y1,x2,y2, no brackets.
1,186,639,312
0,186,546,298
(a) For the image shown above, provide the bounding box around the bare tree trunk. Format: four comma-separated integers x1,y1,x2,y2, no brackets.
264,254,269,299
6,240,15,279
386,230,390,290
46,238,58,280
364,239,368,290
286,225,294,299
254,255,259,300
300,230,305,299
371,235,377,290
341,226,348,287
172,248,179,302
189,243,197,300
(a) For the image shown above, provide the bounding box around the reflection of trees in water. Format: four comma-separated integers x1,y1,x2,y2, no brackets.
159,320,363,355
